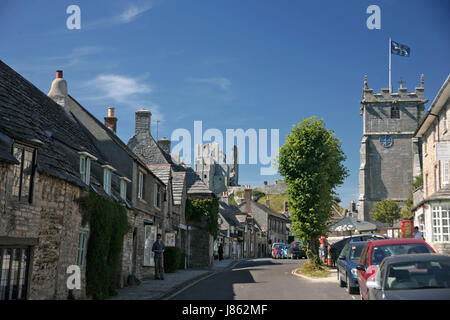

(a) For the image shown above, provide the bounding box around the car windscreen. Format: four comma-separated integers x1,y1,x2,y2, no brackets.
385,260,450,290
371,244,433,265
349,245,364,261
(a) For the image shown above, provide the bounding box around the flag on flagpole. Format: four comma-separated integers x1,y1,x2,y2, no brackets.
391,40,411,57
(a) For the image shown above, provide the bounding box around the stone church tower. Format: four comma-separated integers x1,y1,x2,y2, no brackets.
358,75,427,224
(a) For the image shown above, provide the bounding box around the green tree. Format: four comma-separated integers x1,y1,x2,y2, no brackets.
370,199,401,227
401,173,423,219
278,117,348,265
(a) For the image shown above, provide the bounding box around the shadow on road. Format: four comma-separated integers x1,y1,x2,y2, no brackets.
171,259,297,300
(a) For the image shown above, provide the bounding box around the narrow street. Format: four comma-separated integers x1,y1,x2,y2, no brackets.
170,258,355,300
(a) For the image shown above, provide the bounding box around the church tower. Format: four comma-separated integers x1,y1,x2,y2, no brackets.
358,75,427,224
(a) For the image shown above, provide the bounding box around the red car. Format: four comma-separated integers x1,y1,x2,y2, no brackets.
356,238,436,300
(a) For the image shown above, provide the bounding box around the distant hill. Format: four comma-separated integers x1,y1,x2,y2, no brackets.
257,193,289,213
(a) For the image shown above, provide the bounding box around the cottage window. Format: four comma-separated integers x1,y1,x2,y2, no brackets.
77,228,89,267
12,144,36,203
79,156,91,185
0,247,31,300
138,171,144,200
432,205,450,242
103,168,112,195
120,178,128,201
390,106,400,119
154,183,161,209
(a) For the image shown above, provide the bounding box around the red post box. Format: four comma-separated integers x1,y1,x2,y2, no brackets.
401,220,414,238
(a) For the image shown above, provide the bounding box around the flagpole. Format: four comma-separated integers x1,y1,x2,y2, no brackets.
389,37,392,93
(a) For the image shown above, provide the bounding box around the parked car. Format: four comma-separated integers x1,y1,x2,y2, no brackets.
364,254,450,300
356,238,436,300
330,233,389,265
281,244,289,259
271,242,284,259
336,241,367,294
287,241,307,259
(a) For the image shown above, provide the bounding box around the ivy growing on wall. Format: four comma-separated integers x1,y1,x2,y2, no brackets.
78,191,129,300
186,198,219,238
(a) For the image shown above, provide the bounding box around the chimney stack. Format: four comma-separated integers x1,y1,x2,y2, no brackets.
350,200,356,213
244,185,252,213
135,108,151,136
157,137,171,154
221,192,229,206
48,69,68,109
104,107,118,133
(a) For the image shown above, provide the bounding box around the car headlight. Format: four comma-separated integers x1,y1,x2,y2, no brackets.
351,268,358,277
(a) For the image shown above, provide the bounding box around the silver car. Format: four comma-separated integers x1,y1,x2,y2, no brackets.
366,254,450,300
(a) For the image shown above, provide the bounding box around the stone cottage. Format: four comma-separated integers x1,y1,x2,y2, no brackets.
47,70,169,285
0,62,137,300
127,110,216,268
413,75,450,254
237,186,289,256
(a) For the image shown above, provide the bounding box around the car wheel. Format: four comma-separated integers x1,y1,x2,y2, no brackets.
346,275,353,293
338,272,345,287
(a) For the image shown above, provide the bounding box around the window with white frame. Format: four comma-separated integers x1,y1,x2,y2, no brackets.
432,205,450,242
138,171,144,199
120,179,127,200
77,228,89,267
79,155,91,185
103,168,112,195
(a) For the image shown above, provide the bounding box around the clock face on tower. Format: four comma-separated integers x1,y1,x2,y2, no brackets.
380,135,393,148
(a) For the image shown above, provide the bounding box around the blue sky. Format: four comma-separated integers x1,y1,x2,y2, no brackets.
0,0,449,209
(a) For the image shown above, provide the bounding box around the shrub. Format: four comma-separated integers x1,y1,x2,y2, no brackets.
164,246,182,273
179,252,186,270
78,191,129,299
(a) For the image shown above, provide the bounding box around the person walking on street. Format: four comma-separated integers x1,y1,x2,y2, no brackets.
218,243,224,261
152,233,165,280
413,226,424,240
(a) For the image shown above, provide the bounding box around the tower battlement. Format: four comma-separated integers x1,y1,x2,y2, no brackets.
362,74,425,102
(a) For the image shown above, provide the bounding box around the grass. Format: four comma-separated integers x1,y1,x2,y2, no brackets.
256,193,289,212
297,260,331,278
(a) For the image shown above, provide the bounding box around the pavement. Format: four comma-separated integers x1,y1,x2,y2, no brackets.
109,258,240,300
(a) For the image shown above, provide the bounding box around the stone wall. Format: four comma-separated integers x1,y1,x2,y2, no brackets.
188,219,213,269
0,162,85,300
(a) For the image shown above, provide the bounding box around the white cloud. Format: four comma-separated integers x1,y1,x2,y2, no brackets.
186,77,231,90
86,2,154,29
85,74,152,103
117,3,154,23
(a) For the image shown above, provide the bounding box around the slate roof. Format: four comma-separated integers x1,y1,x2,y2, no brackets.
182,166,214,196
67,95,164,186
127,131,174,165
238,201,291,221
147,164,171,186
172,170,186,206
218,201,242,227
0,60,103,187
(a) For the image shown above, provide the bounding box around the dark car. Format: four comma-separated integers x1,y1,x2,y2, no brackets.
364,254,450,300
287,241,307,259
330,233,389,265
356,238,436,300
336,241,366,294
